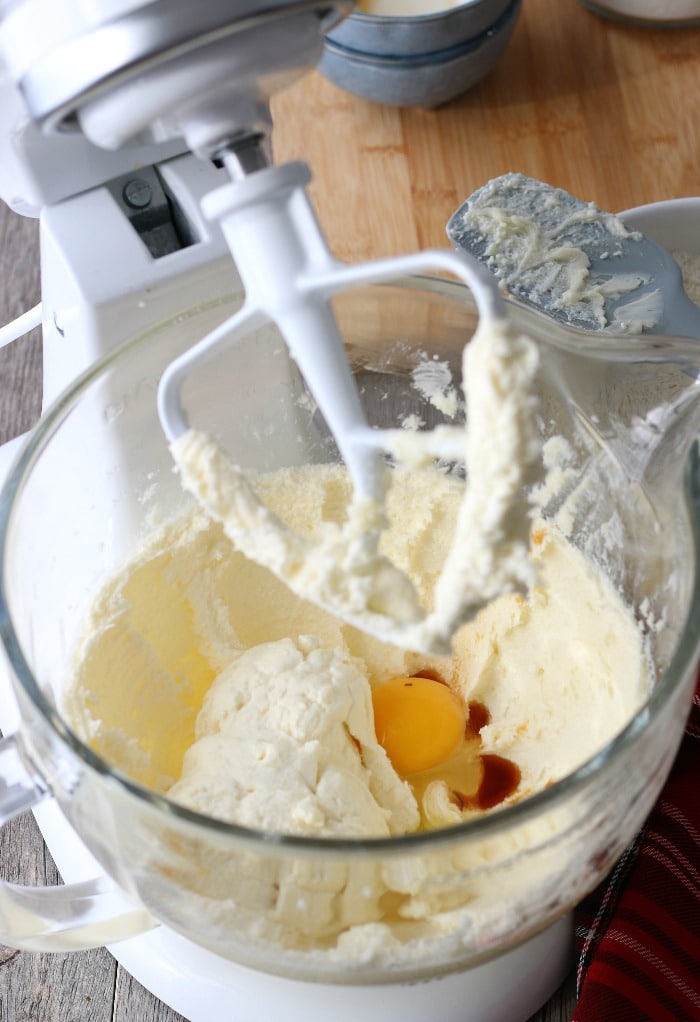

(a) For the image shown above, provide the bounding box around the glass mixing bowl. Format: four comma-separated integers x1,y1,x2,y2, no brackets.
0,275,698,992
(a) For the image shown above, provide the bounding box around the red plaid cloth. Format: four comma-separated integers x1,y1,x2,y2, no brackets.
573,678,700,1021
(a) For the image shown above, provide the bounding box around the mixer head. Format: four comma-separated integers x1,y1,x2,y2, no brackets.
0,0,352,158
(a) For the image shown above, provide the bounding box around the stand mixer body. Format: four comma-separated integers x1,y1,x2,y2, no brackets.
1,3,700,1021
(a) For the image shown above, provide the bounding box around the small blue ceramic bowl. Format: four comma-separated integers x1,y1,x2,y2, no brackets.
319,0,522,108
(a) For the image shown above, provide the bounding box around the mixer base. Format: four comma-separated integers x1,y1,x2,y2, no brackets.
104,910,573,1022
38,798,574,1022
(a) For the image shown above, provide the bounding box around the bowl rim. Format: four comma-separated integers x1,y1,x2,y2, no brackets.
322,28,498,66
324,0,520,63
336,0,504,27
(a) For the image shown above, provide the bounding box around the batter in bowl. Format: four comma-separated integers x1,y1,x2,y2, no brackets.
65,460,651,833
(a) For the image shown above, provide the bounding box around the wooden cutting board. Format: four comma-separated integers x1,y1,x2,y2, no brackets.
272,0,700,264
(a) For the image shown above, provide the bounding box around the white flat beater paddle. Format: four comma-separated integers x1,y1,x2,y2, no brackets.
158,154,504,501
156,140,538,654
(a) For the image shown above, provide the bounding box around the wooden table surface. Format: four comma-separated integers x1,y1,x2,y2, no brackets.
1,0,699,1018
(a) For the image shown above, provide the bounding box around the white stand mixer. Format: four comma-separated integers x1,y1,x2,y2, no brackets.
0,0,345,411
0,1,573,1018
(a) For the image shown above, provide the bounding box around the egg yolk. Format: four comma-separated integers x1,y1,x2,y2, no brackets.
372,675,467,776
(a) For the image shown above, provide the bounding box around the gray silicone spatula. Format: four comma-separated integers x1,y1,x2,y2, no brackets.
446,172,700,339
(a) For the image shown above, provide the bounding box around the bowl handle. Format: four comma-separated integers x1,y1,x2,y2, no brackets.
0,733,156,951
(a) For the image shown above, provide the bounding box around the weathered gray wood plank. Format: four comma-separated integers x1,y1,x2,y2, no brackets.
0,208,42,443
0,813,118,1022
